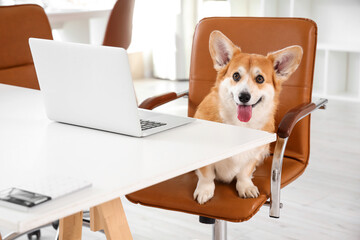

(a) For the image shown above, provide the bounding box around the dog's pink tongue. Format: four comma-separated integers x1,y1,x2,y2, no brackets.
237,105,252,122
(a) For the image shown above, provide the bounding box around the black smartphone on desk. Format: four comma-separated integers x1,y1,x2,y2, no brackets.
0,188,51,210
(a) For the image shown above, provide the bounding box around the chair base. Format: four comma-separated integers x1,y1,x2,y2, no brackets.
1,224,50,240
199,216,215,224
213,220,227,240
199,216,227,240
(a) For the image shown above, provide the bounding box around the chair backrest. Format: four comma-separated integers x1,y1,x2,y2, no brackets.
0,4,53,90
188,17,317,164
102,0,135,49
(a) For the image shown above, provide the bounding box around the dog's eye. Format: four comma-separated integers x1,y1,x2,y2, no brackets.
255,75,264,84
233,72,241,82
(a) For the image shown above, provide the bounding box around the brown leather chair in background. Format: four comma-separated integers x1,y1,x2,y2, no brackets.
126,17,327,239
0,4,53,90
102,0,135,49
0,0,134,93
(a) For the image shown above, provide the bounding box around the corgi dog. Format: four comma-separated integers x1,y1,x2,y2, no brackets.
193,30,303,204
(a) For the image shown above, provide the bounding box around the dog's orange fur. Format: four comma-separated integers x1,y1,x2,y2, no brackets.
193,30,303,204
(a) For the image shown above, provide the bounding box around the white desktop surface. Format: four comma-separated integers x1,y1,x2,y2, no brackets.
0,84,276,233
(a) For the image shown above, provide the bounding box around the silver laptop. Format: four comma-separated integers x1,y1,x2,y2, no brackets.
29,38,194,137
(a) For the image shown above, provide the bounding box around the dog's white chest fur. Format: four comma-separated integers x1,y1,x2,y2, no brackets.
214,138,269,183
214,89,271,183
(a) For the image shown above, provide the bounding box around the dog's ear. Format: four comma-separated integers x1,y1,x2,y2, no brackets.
209,31,239,71
267,45,303,82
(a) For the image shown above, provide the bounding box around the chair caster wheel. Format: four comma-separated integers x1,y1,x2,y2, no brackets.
52,220,59,230
27,230,41,240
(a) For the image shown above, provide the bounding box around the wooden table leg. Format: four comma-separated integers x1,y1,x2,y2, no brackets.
90,198,133,240
59,212,83,240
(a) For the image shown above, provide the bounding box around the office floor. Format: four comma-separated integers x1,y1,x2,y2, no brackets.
3,78,360,240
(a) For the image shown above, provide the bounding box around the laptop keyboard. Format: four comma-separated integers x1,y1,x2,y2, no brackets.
140,119,167,131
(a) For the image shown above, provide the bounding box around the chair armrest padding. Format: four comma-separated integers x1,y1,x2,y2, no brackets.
139,91,188,110
277,98,328,138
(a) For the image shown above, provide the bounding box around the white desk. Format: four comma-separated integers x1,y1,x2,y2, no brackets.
0,84,276,238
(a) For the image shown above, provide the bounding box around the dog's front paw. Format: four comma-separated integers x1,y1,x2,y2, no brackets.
236,181,259,198
193,181,215,204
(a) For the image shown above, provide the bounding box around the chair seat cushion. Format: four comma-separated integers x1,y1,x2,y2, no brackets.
126,156,306,222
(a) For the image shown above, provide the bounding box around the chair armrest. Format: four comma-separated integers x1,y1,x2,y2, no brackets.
269,98,328,218
277,98,328,138
139,90,188,110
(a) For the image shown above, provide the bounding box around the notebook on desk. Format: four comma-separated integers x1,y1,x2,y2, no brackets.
0,176,91,211
29,38,195,137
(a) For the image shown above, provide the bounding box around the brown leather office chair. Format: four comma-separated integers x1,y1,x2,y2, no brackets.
0,4,53,90
126,17,327,239
102,0,135,49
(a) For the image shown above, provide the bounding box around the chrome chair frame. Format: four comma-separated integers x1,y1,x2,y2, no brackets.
269,98,328,218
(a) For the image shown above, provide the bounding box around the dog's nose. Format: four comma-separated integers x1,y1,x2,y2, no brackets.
239,92,251,103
